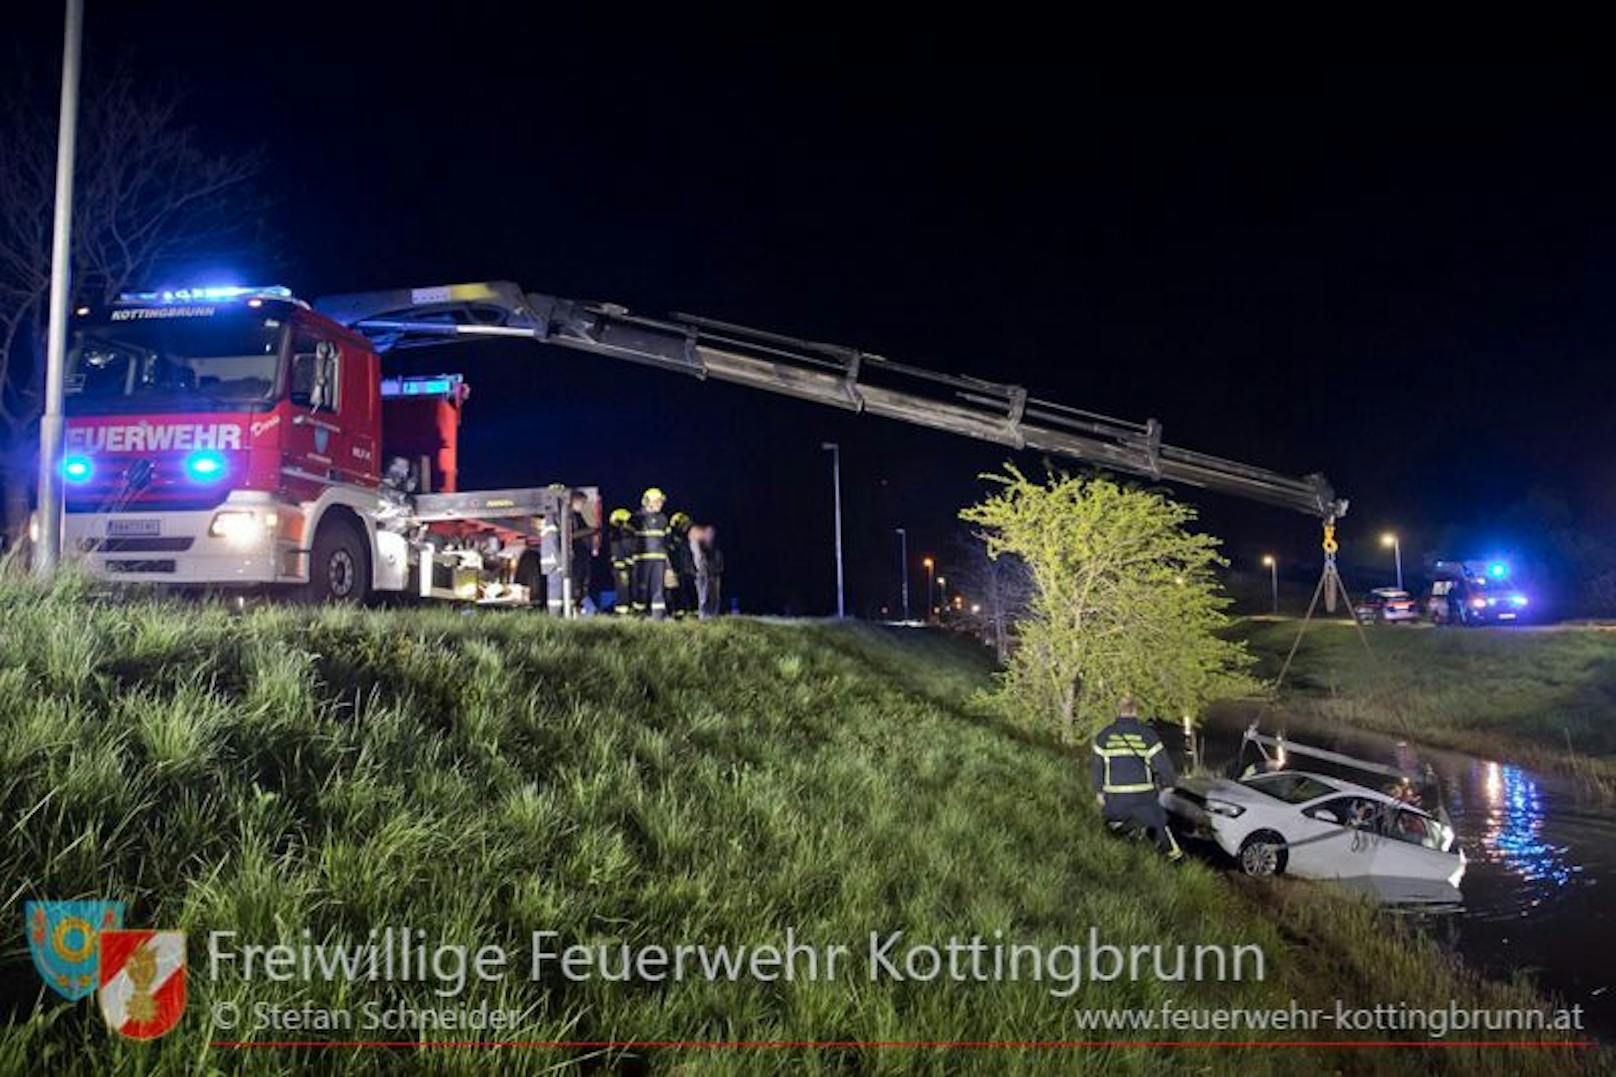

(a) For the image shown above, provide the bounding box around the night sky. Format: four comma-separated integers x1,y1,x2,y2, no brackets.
14,8,1614,614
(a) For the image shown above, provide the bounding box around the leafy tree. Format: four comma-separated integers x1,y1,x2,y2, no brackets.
960,464,1255,742
0,68,263,544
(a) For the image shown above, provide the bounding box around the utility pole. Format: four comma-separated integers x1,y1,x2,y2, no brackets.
895,528,909,621
35,0,85,575
1262,555,1278,616
821,442,844,618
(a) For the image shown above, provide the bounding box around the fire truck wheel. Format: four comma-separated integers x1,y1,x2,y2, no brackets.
305,518,371,604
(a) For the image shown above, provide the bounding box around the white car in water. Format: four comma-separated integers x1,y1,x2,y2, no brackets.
1162,770,1466,895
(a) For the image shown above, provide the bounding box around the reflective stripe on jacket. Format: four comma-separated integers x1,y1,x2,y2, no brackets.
1090,716,1177,796
632,510,670,560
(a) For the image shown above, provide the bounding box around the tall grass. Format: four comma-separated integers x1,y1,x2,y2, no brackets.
0,579,1597,1074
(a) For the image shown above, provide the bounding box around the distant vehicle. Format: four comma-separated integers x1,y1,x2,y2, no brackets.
1162,770,1465,890
1354,587,1418,624
1426,560,1529,625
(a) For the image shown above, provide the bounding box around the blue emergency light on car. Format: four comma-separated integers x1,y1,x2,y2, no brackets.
185,449,228,482
62,455,93,483
1488,562,1509,579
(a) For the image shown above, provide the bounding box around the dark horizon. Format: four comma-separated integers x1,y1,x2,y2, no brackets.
11,8,1613,614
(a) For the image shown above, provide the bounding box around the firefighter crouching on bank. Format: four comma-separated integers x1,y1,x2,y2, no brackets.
1091,695,1183,860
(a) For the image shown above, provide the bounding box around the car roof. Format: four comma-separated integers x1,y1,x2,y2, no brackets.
1369,588,1410,598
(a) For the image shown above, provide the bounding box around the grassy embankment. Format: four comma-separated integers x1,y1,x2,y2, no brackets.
0,578,1598,1075
1234,619,1616,792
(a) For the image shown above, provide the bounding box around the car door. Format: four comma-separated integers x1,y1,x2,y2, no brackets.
1288,795,1384,879
1373,807,1454,883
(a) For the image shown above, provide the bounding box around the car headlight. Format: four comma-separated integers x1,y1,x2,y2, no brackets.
1205,798,1245,818
209,510,277,545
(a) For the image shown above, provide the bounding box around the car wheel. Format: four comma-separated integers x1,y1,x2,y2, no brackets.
303,518,371,604
1238,831,1288,877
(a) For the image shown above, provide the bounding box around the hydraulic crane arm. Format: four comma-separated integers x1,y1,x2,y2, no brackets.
315,281,1347,519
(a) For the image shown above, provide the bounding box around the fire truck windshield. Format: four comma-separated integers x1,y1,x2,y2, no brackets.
66,311,287,413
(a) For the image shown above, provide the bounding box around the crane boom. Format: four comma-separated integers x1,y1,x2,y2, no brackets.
315,281,1347,519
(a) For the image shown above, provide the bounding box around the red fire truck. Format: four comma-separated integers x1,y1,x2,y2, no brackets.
62,285,585,606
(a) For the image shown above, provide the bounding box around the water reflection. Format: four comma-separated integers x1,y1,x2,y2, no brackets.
1474,761,1578,894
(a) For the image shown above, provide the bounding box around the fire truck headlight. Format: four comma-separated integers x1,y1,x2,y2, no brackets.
62,455,94,483
209,510,270,545
185,449,228,483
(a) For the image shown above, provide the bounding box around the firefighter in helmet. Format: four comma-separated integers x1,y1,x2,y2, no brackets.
632,487,672,619
607,508,635,614
1091,694,1182,860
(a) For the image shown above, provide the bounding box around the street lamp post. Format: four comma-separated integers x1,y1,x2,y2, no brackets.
1261,555,1278,616
936,576,946,619
922,557,935,623
1381,533,1403,591
34,0,85,576
821,442,844,618
895,528,910,621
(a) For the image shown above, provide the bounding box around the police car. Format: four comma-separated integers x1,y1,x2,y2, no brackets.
1162,769,1465,892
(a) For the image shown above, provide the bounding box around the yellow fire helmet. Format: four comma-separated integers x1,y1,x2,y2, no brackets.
642,487,666,505
670,511,692,530
609,508,631,526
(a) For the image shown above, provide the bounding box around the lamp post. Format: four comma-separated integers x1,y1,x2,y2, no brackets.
1381,533,1403,591
922,556,935,623
1261,555,1278,616
821,442,844,618
936,575,947,619
895,528,910,621
34,0,85,576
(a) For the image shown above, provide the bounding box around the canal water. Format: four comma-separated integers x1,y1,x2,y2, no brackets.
1186,705,1615,1038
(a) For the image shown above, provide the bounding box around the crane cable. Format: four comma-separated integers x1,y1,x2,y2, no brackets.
1274,516,1372,691
1261,519,1449,822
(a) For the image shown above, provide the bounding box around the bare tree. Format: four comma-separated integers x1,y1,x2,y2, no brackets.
0,68,263,542
951,529,1033,663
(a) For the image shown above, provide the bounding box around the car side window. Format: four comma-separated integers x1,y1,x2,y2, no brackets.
1306,795,1380,829
1383,809,1443,849
291,337,340,411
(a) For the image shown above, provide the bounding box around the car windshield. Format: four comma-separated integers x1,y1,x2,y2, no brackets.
1374,590,1411,601
66,310,285,412
1240,773,1339,804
